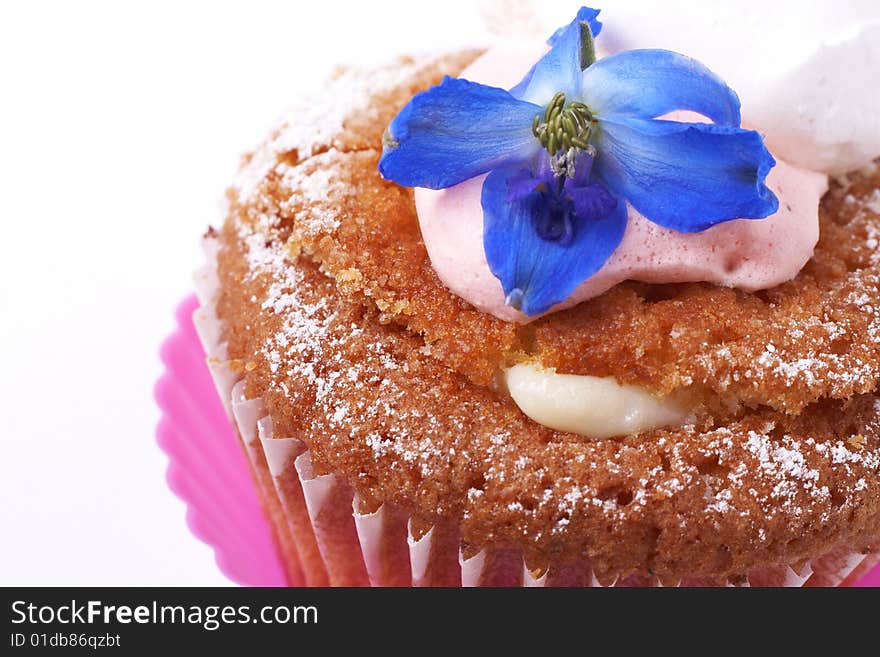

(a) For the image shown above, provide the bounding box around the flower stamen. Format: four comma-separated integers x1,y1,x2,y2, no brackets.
532,93,594,158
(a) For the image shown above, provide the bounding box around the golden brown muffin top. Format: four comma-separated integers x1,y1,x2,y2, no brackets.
232,52,880,417
214,52,880,579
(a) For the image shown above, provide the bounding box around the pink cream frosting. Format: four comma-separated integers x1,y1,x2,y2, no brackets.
414,41,829,323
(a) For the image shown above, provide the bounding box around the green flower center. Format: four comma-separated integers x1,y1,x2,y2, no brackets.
532,92,595,157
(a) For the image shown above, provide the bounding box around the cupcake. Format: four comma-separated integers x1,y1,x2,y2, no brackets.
192,6,880,586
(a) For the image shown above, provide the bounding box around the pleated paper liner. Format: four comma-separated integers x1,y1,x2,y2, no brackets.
154,238,880,587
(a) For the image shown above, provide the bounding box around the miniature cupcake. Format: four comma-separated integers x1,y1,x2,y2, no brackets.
193,6,880,585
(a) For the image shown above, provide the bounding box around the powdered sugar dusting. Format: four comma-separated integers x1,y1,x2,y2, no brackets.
229,193,880,567
233,54,450,202
277,165,346,234
237,213,458,487
692,177,880,412
866,189,880,215
218,51,880,570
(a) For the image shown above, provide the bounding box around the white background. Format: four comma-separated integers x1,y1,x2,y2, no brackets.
0,0,496,586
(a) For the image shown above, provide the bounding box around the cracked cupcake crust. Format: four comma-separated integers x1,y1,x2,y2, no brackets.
213,51,880,579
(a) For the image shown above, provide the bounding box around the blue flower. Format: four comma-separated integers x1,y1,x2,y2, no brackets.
379,6,778,316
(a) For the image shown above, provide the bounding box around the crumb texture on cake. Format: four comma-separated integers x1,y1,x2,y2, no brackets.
213,51,880,579
233,52,880,416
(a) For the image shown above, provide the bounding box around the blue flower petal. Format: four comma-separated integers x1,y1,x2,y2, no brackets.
507,64,536,101
514,6,602,105
548,7,602,45
510,6,602,100
594,116,778,232
583,49,741,126
565,180,618,223
482,167,627,316
379,77,542,189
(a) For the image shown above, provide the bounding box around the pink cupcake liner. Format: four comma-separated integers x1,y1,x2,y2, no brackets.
156,295,290,587
154,240,880,587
